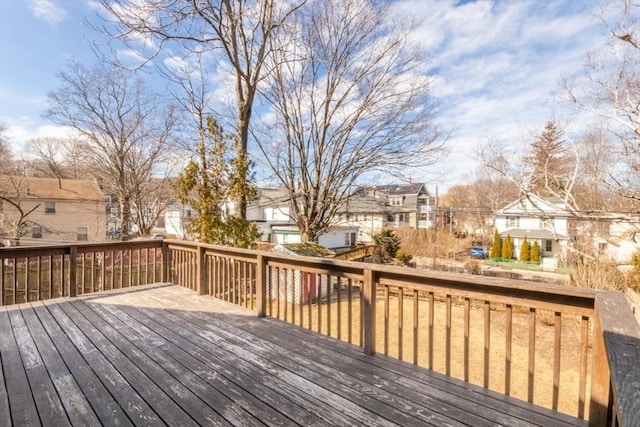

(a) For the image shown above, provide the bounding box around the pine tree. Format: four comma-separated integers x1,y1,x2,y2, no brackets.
531,241,541,263
174,117,259,247
524,121,568,196
490,229,502,258
502,235,513,260
519,236,530,261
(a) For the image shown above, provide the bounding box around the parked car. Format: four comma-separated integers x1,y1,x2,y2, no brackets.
470,246,488,259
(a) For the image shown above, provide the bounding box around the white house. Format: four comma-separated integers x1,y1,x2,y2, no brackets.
494,195,571,268
593,216,640,263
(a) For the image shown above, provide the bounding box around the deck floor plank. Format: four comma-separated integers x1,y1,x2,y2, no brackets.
8,307,71,426
75,300,247,427
0,309,11,427
19,305,101,426
122,295,357,426
55,301,200,427
167,301,473,427
43,300,166,427
30,301,133,427
0,284,589,427
0,306,41,426
88,300,309,427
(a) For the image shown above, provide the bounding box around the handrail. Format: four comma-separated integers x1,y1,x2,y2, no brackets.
590,292,640,426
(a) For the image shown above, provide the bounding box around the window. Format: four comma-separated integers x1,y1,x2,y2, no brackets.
45,201,56,214
507,217,519,228
32,227,42,239
390,197,403,206
398,213,409,223
387,213,395,222
345,232,357,246
77,227,88,241
545,239,553,252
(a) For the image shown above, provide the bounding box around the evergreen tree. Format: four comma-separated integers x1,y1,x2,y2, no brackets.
372,229,401,264
490,229,502,258
531,241,541,263
519,236,531,261
524,121,568,196
502,235,513,260
174,117,259,247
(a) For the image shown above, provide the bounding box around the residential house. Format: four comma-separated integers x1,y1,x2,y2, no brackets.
0,175,106,245
494,194,571,269
333,183,435,242
591,215,640,263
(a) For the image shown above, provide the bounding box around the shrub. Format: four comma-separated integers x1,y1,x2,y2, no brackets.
396,250,413,265
373,229,400,263
531,241,541,263
501,234,513,260
626,251,640,292
519,236,530,261
569,257,625,291
490,229,502,258
464,260,481,275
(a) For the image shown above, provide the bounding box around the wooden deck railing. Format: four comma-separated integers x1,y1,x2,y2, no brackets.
2,239,638,426
0,240,164,304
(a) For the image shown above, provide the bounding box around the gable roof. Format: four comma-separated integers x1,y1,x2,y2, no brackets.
0,176,105,202
495,194,570,217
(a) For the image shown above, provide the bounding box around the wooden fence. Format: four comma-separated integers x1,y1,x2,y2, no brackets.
1,239,638,426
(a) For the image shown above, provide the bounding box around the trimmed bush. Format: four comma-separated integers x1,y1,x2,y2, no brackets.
519,236,530,261
490,229,502,258
531,241,541,263
501,234,513,260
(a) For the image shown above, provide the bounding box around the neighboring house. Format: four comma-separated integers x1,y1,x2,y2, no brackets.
494,194,571,267
164,201,194,239
334,183,435,242
358,183,436,229
0,176,106,245
592,216,640,263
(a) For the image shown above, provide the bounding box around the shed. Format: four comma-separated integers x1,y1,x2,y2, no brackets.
269,243,334,304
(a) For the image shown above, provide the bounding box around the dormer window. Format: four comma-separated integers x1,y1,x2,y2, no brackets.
390,197,403,206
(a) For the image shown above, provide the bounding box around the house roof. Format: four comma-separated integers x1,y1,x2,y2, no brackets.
368,183,426,196
0,175,105,202
500,228,569,240
495,194,570,217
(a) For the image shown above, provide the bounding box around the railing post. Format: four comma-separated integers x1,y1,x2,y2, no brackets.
363,267,376,356
256,254,267,317
589,293,615,427
196,244,207,295
161,242,169,283
69,246,77,297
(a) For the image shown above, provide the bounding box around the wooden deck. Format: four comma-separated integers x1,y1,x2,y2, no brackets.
0,284,587,426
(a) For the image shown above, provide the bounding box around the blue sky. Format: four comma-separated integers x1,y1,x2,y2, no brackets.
0,0,607,187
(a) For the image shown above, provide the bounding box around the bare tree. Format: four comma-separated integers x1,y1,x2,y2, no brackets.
257,0,444,242
24,137,94,179
95,0,304,219
46,61,177,239
0,122,14,175
564,0,640,201
0,176,42,244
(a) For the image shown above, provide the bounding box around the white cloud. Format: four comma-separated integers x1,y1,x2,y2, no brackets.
5,121,78,156
28,0,67,26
